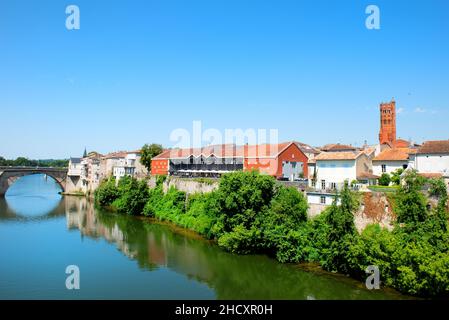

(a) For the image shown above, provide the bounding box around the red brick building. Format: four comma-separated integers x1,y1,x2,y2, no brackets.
151,141,308,180
379,99,397,146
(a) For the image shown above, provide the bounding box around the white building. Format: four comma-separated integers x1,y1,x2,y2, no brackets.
311,151,377,191
106,150,148,181
66,157,83,193
408,140,449,187
372,148,415,177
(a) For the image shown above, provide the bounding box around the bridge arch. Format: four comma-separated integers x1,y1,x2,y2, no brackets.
0,167,67,196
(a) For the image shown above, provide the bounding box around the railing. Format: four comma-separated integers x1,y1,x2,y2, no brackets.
169,163,244,172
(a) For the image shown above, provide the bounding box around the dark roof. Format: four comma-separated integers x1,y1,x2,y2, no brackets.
70,157,81,164
417,140,449,154
321,143,357,152
294,142,320,155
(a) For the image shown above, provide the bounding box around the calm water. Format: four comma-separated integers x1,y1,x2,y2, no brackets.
0,174,408,300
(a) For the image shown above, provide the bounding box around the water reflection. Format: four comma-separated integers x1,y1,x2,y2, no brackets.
0,174,408,299
65,197,406,300
1,175,64,222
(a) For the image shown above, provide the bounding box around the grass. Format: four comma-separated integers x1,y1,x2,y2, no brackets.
368,185,400,193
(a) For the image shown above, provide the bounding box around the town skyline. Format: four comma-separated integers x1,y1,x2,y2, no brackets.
1,0,449,159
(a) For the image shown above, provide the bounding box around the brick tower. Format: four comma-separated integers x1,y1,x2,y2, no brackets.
379,99,397,146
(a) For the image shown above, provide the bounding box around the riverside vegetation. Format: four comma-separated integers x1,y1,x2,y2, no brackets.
94,170,449,297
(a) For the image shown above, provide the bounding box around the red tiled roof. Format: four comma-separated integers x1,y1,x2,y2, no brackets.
315,151,362,161
417,140,449,154
363,147,376,156
152,142,300,160
104,151,127,159
373,148,416,161
127,150,142,154
393,139,410,148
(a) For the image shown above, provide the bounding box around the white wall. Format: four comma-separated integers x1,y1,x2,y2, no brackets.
316,160,356,188
68,162,82,176
373,161,407,176
307,193,336,205
414,154,449,175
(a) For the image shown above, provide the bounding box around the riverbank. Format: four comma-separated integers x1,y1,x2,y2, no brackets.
94,170,449,298
135,213,413,299
5,176,405,300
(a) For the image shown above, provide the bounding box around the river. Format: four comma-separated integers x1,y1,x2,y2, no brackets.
0,174,409,299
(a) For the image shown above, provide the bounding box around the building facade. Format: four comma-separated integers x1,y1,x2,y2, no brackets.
311,151,377,191
151,142,309,180
408,140,449,187
372,148,415,177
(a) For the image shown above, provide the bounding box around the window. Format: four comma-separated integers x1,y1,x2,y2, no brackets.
321,180,326,190
320,196,326,204
403,164,408,169
381,164,386,173
311,180,316,188
330,182,337,190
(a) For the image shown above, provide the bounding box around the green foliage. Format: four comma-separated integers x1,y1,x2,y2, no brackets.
112,176,149,215
270,186,308,227
367,185,400,193
378,173,391,186
215,170,275,234
95,177,120,207
140,143,163,171
95,176,149,215
395,171,428,227
391,168,404,185
95,169,449,297
0,156,68,167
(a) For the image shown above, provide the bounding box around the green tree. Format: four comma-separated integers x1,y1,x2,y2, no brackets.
391,168,404,185
112,177,150,215
140,143,163,172
378,173,391,186
323,184,358,274
395,170,428,227
216,170,275,233
95,177,120,207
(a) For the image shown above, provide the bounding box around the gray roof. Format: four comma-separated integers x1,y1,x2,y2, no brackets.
70,157,81,164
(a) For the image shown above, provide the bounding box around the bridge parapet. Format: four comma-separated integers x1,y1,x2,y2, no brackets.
0,167,68,196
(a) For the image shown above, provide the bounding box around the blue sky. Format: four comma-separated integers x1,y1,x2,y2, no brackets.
1,0,448,159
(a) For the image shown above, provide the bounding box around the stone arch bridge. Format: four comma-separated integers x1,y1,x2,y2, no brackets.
0,167,68,196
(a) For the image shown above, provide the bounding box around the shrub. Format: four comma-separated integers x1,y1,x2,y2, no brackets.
95,177,120,207
391,168,404,185
112,179,149,215
378,173,391,186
